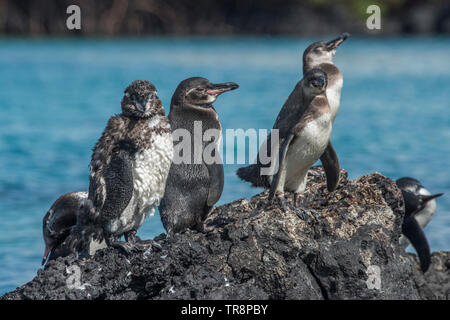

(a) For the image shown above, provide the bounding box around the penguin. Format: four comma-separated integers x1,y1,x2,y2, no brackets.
269,69,332,206
303,33,349,122
396,177,444,272
60,198,107,259
237,69,331,208
81,80,174,254
240,68,331,206
42,191,87,265
158,77,239,235
237,33,348,196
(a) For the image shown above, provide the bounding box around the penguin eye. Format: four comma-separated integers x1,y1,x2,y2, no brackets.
195,88,204,93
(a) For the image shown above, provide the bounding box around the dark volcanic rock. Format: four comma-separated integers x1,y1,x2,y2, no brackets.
407,252,450,300
1,167,447,300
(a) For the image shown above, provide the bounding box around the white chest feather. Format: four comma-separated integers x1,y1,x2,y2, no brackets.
112,132,173,234
132,132,174,217
326,77,343,122
282,113,332,192
415,198,436,229
288,113,332,166
105,116,174,235
399,188,437,248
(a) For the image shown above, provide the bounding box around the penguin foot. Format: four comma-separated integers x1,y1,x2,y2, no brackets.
124,230,162,252
294,193,305,207
308,208,322,222
295,207,310,221
133,240,162,252
272,192,289,211
109,240,134,255
193,222,215,234
124,230,139,242
295,207,321,223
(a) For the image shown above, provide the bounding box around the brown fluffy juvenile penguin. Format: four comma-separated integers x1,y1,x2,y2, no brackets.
81,80,174,254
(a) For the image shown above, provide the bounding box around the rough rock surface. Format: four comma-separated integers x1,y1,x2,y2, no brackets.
1,167,448,300
407,252,450,300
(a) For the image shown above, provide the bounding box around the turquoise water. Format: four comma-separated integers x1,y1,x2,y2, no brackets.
0,37,449,295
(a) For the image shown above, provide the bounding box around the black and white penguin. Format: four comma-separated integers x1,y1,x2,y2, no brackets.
81,80,173,254
41,191,87,265
269,69,332,205
396,177,444,272
238,69,332,208
158,77,239,235
237,33,348,195
303,33,348,191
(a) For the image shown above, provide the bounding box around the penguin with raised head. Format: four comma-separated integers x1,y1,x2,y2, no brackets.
237,33,349,198
81,80,174,254
396,177,444,272
159,77,239,235
303,33,349,192
303,32,349,121
41,191,87,265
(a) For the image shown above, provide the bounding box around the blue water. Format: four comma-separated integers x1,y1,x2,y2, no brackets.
0,37,449,295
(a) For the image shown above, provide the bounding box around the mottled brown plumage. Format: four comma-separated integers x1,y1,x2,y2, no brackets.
83,80,173,254
89,113,170,220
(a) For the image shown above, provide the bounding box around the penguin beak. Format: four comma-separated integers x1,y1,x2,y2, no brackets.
326,32,350,51
311,77,326,88
135,101,146,113
422,193,444,204
41,245,52,265
206,82,239,96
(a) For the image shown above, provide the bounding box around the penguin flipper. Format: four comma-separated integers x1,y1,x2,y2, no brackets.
320,141,340,192
98,147,134,222
402,215,431,272
269,133,294,200
206,162,224,207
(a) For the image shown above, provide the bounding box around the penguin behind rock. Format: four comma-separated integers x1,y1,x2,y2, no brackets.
237,33,348,195
42,191,87,265
159,77,239,235
81,80,174,254
397,177,443,233
396,177,444,272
